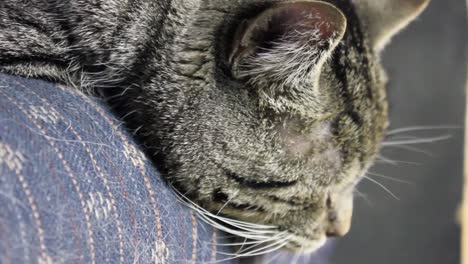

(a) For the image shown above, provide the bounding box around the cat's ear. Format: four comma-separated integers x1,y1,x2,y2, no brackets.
354,0,430,51
228,1,346,82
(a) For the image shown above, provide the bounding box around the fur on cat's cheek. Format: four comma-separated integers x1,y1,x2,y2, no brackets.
279,121,333,156
278,122,342,170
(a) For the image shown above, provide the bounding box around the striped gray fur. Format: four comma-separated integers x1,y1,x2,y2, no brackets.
0,0,429,254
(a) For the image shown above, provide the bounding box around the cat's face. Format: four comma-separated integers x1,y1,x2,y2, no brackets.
138,0,429,252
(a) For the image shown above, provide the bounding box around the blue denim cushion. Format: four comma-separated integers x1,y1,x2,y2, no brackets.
0,74,236,263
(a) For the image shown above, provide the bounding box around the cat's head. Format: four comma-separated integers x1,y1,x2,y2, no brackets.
137,0,429,252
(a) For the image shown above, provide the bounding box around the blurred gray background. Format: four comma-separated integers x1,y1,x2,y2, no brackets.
331,0,467,263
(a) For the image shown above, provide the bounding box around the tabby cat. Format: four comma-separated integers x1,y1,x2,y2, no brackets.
0,0,429,253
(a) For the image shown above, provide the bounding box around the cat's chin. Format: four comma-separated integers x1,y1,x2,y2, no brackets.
284,234,328,253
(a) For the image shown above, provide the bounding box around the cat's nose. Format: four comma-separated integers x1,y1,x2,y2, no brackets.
325,192,353,238
325,210,351,237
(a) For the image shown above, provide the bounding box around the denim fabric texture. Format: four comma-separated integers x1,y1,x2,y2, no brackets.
0,74,237,263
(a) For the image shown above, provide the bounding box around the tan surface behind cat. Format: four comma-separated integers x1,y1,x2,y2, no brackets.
462,73,468,264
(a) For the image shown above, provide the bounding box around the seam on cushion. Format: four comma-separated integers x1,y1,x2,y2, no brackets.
178,202,188,261
190,211,198,263
211,227,217,263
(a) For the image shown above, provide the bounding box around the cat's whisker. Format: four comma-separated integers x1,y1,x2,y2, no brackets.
120,109,139,121
214,233,285,247
237,237,250,253
184,207,275,241
389,145,434,156
172,187,282,243
210,215,277,230
376,155,398,165
367,172,412,184
354,189,373,206
211,215,278,232
382,135,451,146
103,86,135,101
354,189,365,198
387,125,459,136
376,155,420,166
363,176,400,200
214,233,290,259
208,219,277,236
180,200,277,238
250,237,292,257
132,125,144,135
240,231,289,250
216,191,239,216
234,235,292,258
233,234,286,257
386,135,430,141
